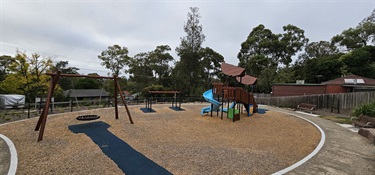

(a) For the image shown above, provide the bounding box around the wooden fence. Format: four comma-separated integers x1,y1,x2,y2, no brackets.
255,91,375,111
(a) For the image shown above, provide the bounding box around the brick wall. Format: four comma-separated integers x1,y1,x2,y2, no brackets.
272,85,326,97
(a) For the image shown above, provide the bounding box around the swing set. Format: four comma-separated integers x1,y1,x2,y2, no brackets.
34,71,134,142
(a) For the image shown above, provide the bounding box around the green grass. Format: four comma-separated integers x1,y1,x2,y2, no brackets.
319,115,353,124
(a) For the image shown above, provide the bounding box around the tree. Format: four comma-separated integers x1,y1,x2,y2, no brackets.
361,8,375,24
175,7,206,96
358,21,375,46
52,61,80,90
238,24,308,92
200,47,225,89
149,45,174,85
128,52,154,92
292,41,339,81
274,67,296,84
304,54,344,83
127,45,174,94
98,44,131,77
339,46,375,78
359,8,375,45
0,55,14,83
238,24,277,72
238,24,307,68
331,27,365,51
0,51,54,102
298,41,338,61
277,24,309,66
74,77,101,89
332,9,375,51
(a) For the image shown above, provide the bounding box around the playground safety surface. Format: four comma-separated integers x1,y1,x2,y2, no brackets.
0,103,351,174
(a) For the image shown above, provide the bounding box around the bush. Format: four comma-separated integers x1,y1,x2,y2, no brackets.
351,101,375,117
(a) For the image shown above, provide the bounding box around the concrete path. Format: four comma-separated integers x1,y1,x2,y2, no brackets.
0,137,11,175
265,106,375,175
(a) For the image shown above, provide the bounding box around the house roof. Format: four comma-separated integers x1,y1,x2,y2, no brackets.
65,89,110,98
221,62,245,77
236,75,257,85
273,83,325,86
321,75,375,85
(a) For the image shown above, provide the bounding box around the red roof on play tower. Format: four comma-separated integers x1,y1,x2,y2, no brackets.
221,62,245,77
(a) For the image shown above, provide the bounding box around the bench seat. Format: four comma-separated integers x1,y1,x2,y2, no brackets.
297,103,316,114
353,115,375,128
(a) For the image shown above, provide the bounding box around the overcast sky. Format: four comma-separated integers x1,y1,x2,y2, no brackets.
1,0,374,76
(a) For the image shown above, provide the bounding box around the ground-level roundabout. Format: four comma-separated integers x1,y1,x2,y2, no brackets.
0,104,325,175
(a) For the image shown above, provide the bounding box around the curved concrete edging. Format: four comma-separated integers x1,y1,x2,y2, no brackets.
270,109,326,175
0,134,18,175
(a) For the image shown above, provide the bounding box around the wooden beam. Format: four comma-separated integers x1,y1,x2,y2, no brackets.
114,76,119,119
45,72,118,79
148,90,181,94
35,71,61,141
35,71,134,142
116,81,134,124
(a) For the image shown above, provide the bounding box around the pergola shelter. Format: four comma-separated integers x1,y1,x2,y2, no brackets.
143,91,182,112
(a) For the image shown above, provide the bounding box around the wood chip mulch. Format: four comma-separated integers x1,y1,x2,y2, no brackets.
0,103,321,175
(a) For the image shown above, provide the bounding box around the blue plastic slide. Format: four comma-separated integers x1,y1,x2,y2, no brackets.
201,89,221,115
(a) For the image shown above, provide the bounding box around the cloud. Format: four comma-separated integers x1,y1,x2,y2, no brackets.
1,0,374,76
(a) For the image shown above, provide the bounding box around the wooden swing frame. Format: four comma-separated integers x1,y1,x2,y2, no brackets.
34,71,134,142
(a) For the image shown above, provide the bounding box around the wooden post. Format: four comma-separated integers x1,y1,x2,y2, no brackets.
35,71,60,141
210,103,213,117
179,94,181,109
70,99,73,112
220,85,224,119
27,103,30,118
34,72,134,142
115,80,134,124
114,76,119,119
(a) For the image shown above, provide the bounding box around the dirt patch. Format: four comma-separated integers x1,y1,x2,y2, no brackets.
0,104,321,175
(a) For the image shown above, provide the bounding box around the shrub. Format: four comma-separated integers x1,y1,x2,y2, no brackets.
351,101,375,117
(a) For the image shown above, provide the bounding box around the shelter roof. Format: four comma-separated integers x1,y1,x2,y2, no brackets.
221,62,245,77
65,89,110,98
321,75,375,85
236,75,257,85
148,91,181,94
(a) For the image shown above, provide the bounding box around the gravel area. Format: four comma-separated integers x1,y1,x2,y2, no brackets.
0,103,320,175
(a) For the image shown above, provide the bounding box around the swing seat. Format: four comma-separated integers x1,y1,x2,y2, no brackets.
76,115,100,121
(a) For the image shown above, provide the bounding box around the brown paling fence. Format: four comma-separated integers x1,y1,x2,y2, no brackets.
255,91,375,110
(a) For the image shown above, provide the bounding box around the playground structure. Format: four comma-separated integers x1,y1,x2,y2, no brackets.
143,90,182,112
201,63,258,122
34,71,133,142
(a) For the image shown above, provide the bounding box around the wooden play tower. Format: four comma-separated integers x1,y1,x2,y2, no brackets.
211,63,258,122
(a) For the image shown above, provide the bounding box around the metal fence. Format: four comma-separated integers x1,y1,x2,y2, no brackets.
255,91,375,111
